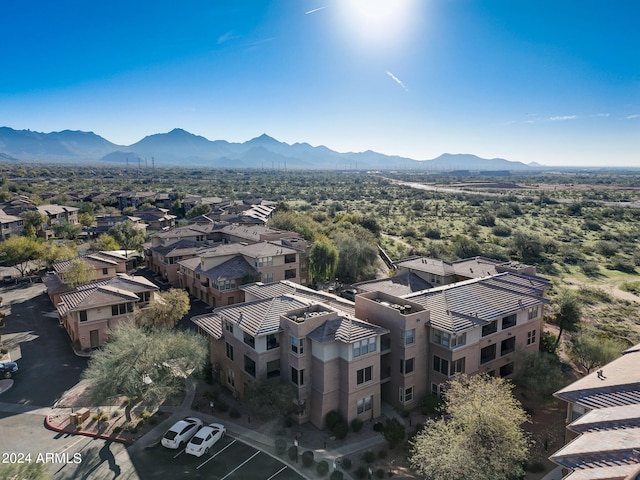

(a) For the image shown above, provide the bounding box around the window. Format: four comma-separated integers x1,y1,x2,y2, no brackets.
400,358,415,375
262,272,273,283
357,366,373,385
433,355,449,375
111,303,133,316
227,368,235,387
482,320,498,337
291,367,304,386
502,314,517,330
399,386,414,403
480,344,496,364
256,256,273,267
244,355,256,377
284,269,297,280
291,336,304,355
243,331,255,349
138,291,150,303
227,296,234,305
501,337,516,356
451,357,465,375
224,319,234,334
401,329,415,346
357,396,372,414
284,254,296,264
527,329,537,345
102,268,109,275
216,279,237,291
500,362,514,377
266,333,279,350
225,342,234,361
431,383,442,396
353,337,376,358
267,360,280,379
433,330,466,348
528,306,540,319
79,310,87,322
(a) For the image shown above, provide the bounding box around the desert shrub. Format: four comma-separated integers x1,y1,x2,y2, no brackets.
334,421,349,440
341,457,352,469
141,410,152,420
579,261,600,276
91,413,101,421
113,426,122,434
76,423,83,430
363,450,375,463
351,418,363,433
596,241,620,257
424,227,440,239
301,450,314,468
609,256,636,273
373,422,384,433
540,330,558,355
112,410,121,418
354,466,368,479
317,460,329,476
491,224,512,237
325,410,343,430
581,219,601,231
477,213,495,227
99,413,109,422
382,418,405,449
330,471,344,480
275,438,287,455
288,445,298,461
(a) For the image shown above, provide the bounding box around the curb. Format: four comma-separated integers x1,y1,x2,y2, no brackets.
44,416,134,445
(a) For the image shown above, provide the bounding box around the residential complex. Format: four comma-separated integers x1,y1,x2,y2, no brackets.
192,258,549,429
550,343,640,480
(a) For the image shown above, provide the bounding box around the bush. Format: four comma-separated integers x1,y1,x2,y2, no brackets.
112,410,121,418
373,422,384,433
351,418,363,433
325,410,343,430
363,450,375,463
141,410,152,420
609,257,636,273
354,466,368,479
491,224,512,237
334,421,349,440
275,438,287,455
524,461,546,473
214,401,229,412
382,418,405,449
376,469,385,478
341,457,352,470
330,471,344,480
288,445,298,461
424,227,441,239
301,450,314,468
229,408,241,419
317,460,330,476
112,426,122,434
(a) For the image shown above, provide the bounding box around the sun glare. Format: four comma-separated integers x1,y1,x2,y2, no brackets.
334,0,419,55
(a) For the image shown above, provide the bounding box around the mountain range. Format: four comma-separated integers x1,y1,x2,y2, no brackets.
0,126,541,171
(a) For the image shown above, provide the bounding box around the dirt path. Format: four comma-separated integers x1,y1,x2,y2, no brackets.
562,276,640,304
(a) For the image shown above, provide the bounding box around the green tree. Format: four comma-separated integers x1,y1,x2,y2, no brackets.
63,258,93,287
410,374,529,480
39,242,77,270
554,290,582,349
332,230,378,283
134,288,190,328
309,236,339,282
93,234,121,251
512,231,543,262
82,323,207,422
108,221,146,256
185,203,211,219
568,329,625,373
513,349,566,404
53,221,83,240
78,211,96,227
382,417,405,449
244,378,297,420
20,210,47,239
452,234,481,258
0,236,42,276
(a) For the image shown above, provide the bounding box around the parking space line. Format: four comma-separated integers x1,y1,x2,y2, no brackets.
56,437,85,454
196,439,237,469
266,465,288,480
221,451,261,480
173,448,186,459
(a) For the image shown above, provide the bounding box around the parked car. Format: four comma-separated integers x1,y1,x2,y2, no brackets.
339,289,358,301
185,423,226,457
161,417,203,449
0,361,18,379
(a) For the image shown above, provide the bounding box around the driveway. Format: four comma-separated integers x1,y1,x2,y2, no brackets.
0,283,87,407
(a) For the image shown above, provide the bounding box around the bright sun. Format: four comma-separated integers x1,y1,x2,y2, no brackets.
333,0,419,55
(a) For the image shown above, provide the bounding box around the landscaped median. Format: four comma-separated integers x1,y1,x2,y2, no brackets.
44,412,134,445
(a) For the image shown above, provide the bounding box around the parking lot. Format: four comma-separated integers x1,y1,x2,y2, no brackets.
131,435,305,480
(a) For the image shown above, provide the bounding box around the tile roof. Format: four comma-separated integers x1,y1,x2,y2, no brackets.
198,256,257,281
150,239,202,256
354,270,432,296
569,404,640,433
308,317,389,344
563,463,640,480
36,204,79,215
53,255,118,273
403,273,548,333
192,314,223,339
242,281,356,317
152,224,218,239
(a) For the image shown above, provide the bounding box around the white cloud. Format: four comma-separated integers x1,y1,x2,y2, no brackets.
626,114,640,119
549,115,578,121
386,70,408,91
305,6,327,14
217,31,237,45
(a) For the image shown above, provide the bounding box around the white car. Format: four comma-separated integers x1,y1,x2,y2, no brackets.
161,417,203,449
185,423,226,457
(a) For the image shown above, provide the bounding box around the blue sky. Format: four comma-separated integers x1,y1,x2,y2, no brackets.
1,0,638,166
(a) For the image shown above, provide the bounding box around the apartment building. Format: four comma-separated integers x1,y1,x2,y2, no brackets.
192,265,548,429
177,242,302,307
132,207,176,231
55,274,159,350
550,343,640,480
0,210,24,239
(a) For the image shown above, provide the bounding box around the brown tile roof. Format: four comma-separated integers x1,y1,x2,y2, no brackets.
355,270,432,296
198,256,258,281
308,317,388,344
403,273,548,333
53,255,118,273
192,314,223,339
